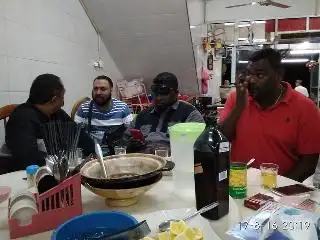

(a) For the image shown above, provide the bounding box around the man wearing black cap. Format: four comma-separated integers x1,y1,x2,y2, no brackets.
126,72,204,153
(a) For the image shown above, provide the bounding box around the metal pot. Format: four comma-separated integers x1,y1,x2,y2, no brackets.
80,153,174,189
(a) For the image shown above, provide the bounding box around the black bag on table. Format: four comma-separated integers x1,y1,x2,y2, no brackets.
87,100,127,156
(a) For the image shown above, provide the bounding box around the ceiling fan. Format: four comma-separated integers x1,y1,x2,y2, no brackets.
226,0,291,9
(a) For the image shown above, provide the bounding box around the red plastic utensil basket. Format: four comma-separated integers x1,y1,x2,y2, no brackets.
8,173,82,239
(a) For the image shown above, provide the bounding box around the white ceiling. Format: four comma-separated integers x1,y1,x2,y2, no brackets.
82,0,199,94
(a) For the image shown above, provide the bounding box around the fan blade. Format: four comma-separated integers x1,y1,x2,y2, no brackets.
267,0,291,8
226,3,252,8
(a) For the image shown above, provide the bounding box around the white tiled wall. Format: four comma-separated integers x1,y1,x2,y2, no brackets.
0,0,123,143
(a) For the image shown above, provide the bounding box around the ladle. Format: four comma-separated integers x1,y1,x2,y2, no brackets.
94,140,108,179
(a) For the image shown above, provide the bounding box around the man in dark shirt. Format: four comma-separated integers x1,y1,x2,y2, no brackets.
126,72,204,153
5,74,94,171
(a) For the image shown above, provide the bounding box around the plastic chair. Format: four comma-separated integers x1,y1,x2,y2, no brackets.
0,104,17,128
0,104,17,174
116,79,151,113
70,97,90,120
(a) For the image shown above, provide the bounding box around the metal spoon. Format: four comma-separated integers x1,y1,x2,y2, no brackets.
94,140,108,179
84,220,150,240
52,161,60,182
247,158,255,168
59,154,69,181
158,201,219,232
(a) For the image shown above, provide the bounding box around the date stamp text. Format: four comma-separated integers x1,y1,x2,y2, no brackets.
239,220,311,231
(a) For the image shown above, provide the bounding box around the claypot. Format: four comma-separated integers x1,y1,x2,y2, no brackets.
80,153,171,206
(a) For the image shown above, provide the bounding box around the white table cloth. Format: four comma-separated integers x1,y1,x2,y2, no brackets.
303,175,314,187
0,168,318,239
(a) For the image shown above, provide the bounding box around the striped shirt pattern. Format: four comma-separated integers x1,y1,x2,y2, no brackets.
75,99,133,143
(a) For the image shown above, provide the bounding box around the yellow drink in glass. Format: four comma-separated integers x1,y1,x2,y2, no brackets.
260,163,279,189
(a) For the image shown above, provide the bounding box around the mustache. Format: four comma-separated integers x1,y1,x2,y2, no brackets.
92,93,110,99
92,93,111,104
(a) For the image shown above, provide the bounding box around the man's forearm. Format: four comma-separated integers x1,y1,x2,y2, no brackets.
12,150,46,171
78,129,94,156
186,110,205,123
218,107,244,140
285,154,319,182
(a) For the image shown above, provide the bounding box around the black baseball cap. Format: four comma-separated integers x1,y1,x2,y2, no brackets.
151,72,178,95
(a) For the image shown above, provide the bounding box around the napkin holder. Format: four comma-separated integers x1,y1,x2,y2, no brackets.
8,173,82,239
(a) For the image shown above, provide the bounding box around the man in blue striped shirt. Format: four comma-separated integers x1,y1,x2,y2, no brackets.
75,75,133,144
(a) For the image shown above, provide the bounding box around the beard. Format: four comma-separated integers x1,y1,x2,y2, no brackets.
154,96,178,112
155,104,167,112
92,92,111,106
155,101,174,112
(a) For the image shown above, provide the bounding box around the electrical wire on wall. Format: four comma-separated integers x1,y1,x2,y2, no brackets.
79,0,104,70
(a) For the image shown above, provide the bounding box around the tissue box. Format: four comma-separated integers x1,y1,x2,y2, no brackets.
226,202,320,240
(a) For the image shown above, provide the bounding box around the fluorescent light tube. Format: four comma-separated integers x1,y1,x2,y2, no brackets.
254,20,266,24
239,59,309,64
290,50,320,55
238,23,251,28
224,22,235,26
281,58,309,63
253,39,266,42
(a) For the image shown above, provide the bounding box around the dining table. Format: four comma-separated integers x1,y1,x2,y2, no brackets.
0,168,319,239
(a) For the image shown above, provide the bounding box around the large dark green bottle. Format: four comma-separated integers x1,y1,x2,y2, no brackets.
193,107,230,220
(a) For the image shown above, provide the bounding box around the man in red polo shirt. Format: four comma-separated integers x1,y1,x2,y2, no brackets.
219,48,320,182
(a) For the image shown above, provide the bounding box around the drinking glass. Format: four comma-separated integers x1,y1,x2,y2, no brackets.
154,147,169,158
260,163,279,189
114,146,126,155
69,148,83,169
155,147,171,176
76,148,83,164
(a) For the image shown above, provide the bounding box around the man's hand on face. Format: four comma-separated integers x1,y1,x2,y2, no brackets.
236,73,248,111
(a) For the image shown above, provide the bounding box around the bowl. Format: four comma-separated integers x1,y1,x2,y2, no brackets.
9,190,36,210
82,169,163,190
9,197,38,226
81,153,167,181
83,173,162,206
80,153,166,206
35,166,53,186
51,211,138,240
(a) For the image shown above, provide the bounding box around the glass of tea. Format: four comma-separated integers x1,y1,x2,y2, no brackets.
154,147,169,159
114,146,126,155
260,163,279,189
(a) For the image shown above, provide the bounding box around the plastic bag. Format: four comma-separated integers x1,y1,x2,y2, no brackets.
226,202,320,240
